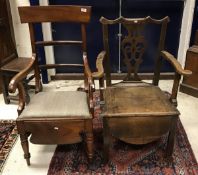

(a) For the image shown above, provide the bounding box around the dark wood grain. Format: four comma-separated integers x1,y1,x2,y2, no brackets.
35,40,83,46
19,5,91,23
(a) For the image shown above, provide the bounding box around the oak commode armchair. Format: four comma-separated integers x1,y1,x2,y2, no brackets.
99,16,192,162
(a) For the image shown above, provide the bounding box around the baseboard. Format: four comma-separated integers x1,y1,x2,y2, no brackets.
180,83,198,98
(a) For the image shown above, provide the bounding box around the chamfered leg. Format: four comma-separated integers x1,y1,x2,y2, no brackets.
166,117,178,159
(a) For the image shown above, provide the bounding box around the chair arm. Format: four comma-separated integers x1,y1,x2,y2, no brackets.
9,54,36,93
161,51,192,76
161,51,192,106
92,51,106,79
82,52,95,115
83,52,94,88
8,54,36,115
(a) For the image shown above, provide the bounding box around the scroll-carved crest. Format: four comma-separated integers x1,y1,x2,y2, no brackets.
121,24,146,81
100,16,170,84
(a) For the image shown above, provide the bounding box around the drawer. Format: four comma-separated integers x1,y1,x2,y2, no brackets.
24,120,85,144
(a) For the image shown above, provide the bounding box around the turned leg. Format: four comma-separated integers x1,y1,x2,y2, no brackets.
86,132,94,161
166,117,178,159
103,118,110,163
20,133,31,166
85,120,94,162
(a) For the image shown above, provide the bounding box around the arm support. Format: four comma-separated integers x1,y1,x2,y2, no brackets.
92,51,106,79
8,54,36,115
161,51,192,105
92,51,106,101
161,51,192,76
83,52,95,115
9,54,36,93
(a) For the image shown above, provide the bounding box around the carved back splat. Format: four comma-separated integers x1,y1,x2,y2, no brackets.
100,16,169,86
122,23,146,81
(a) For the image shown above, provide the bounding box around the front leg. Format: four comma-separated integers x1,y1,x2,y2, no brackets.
85,120,94,162
20,133,31,166
166,117,178,160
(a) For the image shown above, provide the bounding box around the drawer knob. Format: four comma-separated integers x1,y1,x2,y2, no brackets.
54,127,59,130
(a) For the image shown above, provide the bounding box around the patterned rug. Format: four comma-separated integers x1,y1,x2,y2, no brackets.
48,93,198,175
0,120,18,173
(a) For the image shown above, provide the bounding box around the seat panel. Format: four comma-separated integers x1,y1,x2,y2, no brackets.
20,91,91,119
1,57,33,72
103,86,179,117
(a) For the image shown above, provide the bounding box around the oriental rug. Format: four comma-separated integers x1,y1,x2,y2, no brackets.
0,120,18,173
48,93,198,175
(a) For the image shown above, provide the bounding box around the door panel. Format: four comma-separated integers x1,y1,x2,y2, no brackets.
31,0,185,75
49,0,119,73
122,0,184,72
30,0,48,83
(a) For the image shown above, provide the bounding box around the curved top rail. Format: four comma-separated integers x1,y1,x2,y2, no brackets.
100,16,170,25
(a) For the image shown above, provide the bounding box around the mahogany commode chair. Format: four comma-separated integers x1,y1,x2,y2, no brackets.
8,5,105,165
99,16,192,162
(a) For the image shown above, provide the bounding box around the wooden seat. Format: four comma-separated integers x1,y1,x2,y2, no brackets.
8,5,105,166
104,86,179,117
1,57,33,72
0,0,39,104
99,16,192,162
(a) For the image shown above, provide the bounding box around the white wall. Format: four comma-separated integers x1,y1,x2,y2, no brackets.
10,0,195,68
178,0,195,67
9,0,32,57
9,0,55,78
39,0,55,78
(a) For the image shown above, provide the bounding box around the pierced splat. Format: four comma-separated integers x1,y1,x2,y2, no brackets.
100,16,170,86
121,24,146,81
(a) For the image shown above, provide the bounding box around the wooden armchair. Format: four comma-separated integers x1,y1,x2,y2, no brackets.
99,16,192,162
8,5,104,165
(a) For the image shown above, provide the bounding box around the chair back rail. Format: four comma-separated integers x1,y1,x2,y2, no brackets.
18,5,91,23
18,5,92,86
100,16,169,86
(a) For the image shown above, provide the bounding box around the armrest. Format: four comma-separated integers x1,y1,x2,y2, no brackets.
83,52,95,115
92,51,106,79
9,54,36,93
161,51,192,106
83,52,94,87
8,54,36,114
161,51,192,76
